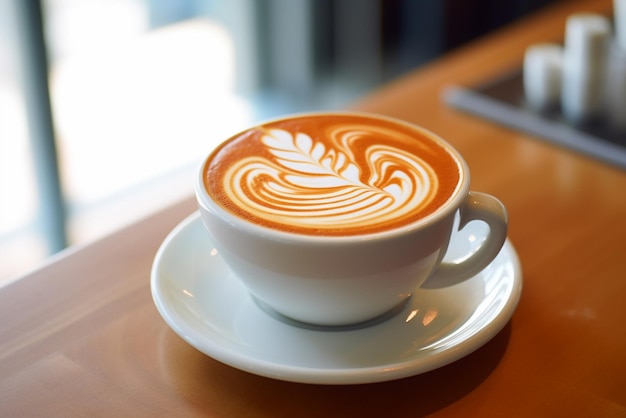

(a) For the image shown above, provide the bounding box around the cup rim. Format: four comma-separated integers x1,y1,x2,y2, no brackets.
195,111,469,243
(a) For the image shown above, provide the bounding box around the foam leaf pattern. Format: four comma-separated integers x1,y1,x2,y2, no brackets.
262,129,363,187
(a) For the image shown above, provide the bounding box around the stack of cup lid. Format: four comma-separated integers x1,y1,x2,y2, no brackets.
616,0,626,50
609,0,626,129
561,13,611,123
523,43,564,112
523,0,626,131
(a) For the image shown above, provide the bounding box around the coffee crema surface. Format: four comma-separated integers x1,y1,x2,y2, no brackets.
204,114,461,236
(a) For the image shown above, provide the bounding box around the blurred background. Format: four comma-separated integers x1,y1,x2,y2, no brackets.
0,0,562,284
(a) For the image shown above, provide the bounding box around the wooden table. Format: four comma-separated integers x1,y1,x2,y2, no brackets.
2,0,624,416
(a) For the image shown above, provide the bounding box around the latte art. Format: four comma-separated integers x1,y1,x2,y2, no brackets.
226,127,437,230
205,114,461,235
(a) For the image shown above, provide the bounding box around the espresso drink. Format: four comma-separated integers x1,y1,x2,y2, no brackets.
204,114,461,236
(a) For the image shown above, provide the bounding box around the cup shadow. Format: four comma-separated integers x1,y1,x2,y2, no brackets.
159,321,512,417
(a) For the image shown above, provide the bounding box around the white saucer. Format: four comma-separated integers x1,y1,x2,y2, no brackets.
151,213,522,385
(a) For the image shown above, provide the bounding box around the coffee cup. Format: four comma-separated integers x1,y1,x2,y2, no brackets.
195,112,508,326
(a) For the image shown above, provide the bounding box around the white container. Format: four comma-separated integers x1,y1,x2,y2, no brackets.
615,0,626,52
561,13,611,123
607,42,626,131
523,43,564,112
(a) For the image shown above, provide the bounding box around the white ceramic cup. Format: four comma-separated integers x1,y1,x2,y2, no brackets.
195,112,508,327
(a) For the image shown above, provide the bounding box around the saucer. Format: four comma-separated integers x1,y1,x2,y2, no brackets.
151,213,522,385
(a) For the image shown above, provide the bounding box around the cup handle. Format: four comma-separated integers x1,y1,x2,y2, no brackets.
421,191,508,289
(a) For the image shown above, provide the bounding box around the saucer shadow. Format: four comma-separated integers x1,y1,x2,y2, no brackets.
159,321,512,417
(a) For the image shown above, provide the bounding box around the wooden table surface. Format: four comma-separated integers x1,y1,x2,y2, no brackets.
2,0,625,416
